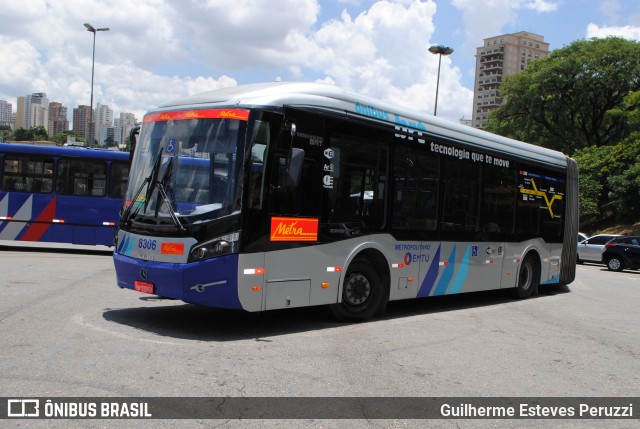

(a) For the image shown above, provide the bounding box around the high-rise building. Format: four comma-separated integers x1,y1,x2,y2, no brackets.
73,105,92,142
16,93,49,131
94,103,114,146
472,32,549,129
48,102,69,137
114,112,137,147
0,100,12,128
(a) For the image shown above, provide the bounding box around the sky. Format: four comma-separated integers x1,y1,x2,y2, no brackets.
1,0,639,125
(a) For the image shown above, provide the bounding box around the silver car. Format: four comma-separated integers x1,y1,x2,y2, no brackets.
577,234,621,263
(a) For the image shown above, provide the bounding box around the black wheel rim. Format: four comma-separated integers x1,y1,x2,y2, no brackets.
343,272,371,309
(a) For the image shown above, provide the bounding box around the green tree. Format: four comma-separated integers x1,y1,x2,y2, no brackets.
0,125,11,142
52,130,83,145
574,134,640,226
13,128,33,141
486,37,640,154
104,136,116,147
608,161,640,222
31,126,48,141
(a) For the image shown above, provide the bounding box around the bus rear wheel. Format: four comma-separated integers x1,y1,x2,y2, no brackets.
514,255,539,299
329,260,385,322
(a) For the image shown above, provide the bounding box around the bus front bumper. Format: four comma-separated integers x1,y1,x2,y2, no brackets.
112,252,243,310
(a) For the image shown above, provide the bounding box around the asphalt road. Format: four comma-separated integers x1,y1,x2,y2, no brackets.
0,241,638,428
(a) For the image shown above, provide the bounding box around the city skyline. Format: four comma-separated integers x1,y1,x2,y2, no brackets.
0,0,638,123
1,92,138,145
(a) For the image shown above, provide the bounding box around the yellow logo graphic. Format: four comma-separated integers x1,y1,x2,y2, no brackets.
520,177,563,218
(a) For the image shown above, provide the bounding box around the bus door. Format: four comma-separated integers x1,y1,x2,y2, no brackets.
262,110,327,310
474,165,516,291
436,156,506,294
391,144,438,299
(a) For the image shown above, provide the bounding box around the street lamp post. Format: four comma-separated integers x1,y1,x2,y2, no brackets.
84,23,109,146
428,44,454,116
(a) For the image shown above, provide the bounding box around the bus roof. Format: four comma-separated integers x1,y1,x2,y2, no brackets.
154,82,568,168
0,142,129,161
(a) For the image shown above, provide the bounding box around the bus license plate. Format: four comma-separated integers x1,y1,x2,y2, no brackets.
134,280,155,294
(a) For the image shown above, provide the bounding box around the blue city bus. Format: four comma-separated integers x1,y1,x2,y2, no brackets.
114,82,579,321
0,143,129,246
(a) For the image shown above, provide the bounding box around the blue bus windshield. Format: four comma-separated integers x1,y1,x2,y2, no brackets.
126,115,245,224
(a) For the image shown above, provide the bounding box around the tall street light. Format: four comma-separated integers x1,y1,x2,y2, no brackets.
84,23,109,145
428,44,454,116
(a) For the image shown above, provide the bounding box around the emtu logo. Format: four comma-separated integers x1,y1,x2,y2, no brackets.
7,399,40,417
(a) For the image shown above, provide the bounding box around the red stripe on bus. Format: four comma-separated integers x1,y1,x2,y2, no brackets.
20,196,57,242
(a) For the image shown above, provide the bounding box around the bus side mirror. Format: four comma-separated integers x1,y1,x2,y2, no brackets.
129,126,140,163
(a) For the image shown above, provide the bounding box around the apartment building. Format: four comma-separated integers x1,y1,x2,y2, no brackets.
472,32,549,129
114,112,137,147
94,103,114,146
48,102,69,137
0,100,12,128
16,92,49,130
73,105,92,141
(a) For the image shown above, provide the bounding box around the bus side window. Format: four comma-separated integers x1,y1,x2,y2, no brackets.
391,144,439,238
326,126,389,232
57,159,107,196
247,119,270,209
440,156,481,239
482,165,516,240
2,156,53,193
515,167,565,242
109,161,130,198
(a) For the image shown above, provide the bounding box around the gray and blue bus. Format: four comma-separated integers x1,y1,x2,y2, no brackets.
113,82,578,321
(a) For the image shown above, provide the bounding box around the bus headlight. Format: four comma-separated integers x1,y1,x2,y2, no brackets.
189,232,240,262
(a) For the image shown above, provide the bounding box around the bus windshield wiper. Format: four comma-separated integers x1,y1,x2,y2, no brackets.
142,148,164,213
118,147,165,231
153,157,186,231
117,175,150,232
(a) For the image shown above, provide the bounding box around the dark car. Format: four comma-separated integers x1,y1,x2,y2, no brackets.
602,236,640,271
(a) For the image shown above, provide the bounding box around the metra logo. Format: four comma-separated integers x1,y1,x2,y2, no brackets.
270,217,318,242
218,109,246,119
161,242,185,255
144,108,249,123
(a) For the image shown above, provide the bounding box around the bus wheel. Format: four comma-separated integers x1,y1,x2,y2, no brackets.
330,260,385,322
515,255,538,299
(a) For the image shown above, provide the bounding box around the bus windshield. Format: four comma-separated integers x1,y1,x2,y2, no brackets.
125,110,248,227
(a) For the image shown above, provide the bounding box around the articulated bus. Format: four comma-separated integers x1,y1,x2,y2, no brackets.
0,143,129,246
113,82,578,321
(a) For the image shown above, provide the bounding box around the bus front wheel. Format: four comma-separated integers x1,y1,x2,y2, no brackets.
329,260,385,322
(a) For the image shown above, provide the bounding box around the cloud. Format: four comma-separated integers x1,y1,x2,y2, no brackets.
286,0,472,119
450,0,557,53
586,23,640,41
522,0,558,13
0,0,472,124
